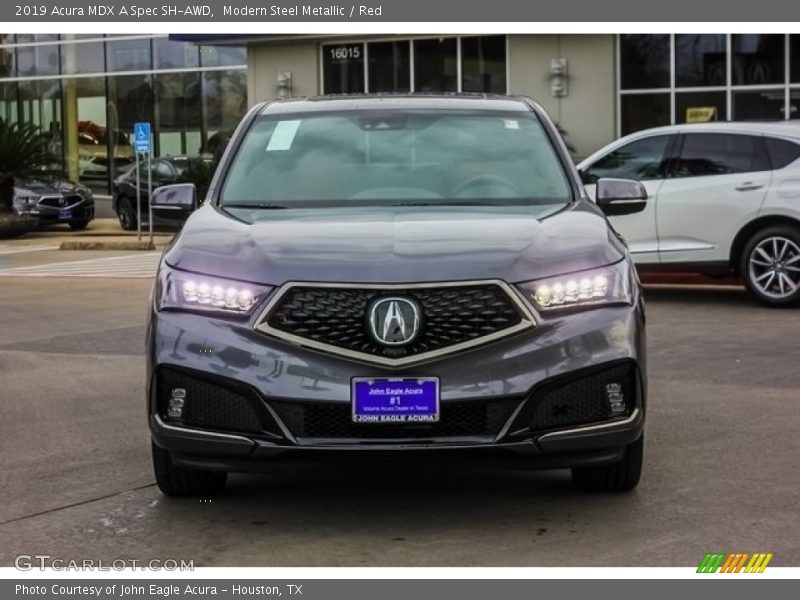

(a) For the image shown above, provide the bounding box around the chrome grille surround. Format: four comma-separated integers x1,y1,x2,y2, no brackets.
254,280,536,367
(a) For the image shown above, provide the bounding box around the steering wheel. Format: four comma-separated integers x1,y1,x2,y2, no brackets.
450,174,521,199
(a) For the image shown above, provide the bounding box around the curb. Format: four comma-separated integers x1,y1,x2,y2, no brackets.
59,240,158,251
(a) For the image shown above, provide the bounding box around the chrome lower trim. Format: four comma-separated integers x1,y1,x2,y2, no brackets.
254,279,537,368
536,408,641,442
152,414,253,444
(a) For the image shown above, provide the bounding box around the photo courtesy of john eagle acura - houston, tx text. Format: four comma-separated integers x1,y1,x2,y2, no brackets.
146,94,648,497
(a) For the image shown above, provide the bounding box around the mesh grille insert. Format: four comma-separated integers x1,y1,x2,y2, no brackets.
271,398,520,440
157,368,264,434
528,363,636,431
264,283,525,360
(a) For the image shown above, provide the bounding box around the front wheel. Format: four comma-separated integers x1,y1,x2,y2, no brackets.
68,220,90,231
741,226,800,307
571,435,643,492
117,196,137,231
151,442,228,497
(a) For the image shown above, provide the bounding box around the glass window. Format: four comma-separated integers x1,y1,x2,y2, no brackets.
64,76,107,187
367,41,410,93
154,37,199,70
155,72,202,156
675,134,767,177
675,91,727,124
108,75,153,181
200,45,246,67
15,43,60,77
620,93,670,135
414,38,458,92
16,34,59,43
620,34,670,89
221,111,571,205
60,39,105,75
733,89,786,120
791,35,800,83
732,34,785,86
675,34,726,87
202,70,247,156
323,43,365,94
106,37,152,72
0,82,18,124
17,79,64,170
152,159,177,181
791,90,800,120
582,135,672,184
0,46,14,78
461,35,507,94
765,137,800,169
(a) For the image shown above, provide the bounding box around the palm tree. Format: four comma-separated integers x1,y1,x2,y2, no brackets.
0,120,57,215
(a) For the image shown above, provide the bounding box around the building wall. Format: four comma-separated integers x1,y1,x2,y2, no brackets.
248,41,320,104
508,35,616,159
247,35,617,160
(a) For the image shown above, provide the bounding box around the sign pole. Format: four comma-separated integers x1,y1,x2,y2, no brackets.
132,122,151,243
135,151,141,241
147,131,153,245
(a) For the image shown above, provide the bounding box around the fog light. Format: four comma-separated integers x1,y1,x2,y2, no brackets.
606,383,625,414
168,388,186,418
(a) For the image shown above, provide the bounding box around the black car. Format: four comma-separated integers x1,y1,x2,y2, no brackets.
112,156,213,231
13,177,95,230
147,94,648,496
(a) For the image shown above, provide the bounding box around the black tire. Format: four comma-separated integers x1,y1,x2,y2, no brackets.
68,220,90,231
571,435,643,492
117,196,137,231
151,442,227,497
740,225,800,307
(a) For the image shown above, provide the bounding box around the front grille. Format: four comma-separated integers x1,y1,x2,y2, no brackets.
157,368,264,434
527,363,637,431
271,398,520,440
38,194,83,209
263,283,525,361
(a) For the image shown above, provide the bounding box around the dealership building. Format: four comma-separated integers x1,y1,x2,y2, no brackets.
2,33,800,190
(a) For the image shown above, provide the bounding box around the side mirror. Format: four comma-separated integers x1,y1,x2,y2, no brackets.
150,183,197,223
595,178,647,216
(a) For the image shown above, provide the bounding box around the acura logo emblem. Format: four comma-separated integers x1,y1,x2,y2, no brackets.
58,197,67,207
369,297,420,346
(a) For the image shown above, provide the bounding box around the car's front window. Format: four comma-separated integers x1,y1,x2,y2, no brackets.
219,110,572,208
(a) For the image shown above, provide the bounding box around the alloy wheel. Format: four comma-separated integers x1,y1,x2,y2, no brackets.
748,236,800,299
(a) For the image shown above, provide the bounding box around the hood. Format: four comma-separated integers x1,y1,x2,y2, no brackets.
15,178,84,196
164,201,625,286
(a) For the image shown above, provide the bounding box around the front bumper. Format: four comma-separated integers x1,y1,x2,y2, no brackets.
148,299,646,472
23,198,94,224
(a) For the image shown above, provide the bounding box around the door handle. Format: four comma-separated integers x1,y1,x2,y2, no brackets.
735,182,764,191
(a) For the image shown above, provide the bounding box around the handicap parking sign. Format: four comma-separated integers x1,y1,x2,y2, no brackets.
133,122,151,154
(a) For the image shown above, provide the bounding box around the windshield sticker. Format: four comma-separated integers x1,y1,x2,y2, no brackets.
503,119,520,130
266,120,302,151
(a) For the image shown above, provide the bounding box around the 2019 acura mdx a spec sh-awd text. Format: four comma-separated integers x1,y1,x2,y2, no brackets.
147,94,648,496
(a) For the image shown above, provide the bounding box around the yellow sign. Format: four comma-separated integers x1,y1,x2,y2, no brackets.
686,106,718,123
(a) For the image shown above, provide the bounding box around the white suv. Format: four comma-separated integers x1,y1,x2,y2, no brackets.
578,122,800,306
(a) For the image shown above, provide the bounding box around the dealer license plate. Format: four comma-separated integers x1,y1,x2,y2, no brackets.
58,208,73,220
351,377,440,423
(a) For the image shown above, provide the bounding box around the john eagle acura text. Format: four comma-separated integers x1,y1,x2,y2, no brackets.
146,94,648,496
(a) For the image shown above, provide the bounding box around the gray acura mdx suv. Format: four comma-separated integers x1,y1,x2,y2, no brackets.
147,94,648,496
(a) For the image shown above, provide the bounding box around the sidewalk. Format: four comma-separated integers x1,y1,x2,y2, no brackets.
1,219,174,251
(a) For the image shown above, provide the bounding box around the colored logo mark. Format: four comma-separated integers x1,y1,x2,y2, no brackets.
697,552,773,573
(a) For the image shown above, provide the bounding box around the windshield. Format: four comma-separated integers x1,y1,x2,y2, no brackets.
220,110,572,207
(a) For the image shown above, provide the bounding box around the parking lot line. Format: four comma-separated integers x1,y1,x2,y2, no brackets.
0,252,161,278
0,245,60,255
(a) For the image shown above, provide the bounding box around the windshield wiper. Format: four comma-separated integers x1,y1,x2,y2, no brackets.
221,202,288,210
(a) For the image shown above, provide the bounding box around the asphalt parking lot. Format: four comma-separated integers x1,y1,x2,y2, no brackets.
0,250,798,567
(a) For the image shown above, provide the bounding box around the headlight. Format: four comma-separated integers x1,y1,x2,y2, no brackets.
157,266,272,316
13,195,39,211
519,261,632,311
